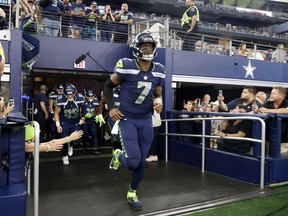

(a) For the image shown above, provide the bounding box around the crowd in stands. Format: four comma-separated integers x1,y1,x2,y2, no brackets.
1,1,286,67
178,86,288,155
0,0,285,42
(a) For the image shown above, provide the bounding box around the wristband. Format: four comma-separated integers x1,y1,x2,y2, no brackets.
66,137,71,143
56,121,60,127
46,144,51,152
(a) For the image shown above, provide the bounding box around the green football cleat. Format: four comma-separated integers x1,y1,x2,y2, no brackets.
109,149,122,175
127,188,142,211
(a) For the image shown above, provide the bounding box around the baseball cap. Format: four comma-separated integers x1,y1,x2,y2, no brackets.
91,1,97,6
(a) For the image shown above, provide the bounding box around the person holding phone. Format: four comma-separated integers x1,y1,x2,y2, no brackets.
217,86,262,112
0,97,14,117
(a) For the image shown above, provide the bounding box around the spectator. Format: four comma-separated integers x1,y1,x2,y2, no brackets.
253,87,288,115
70,0,86,39
180,100,194,118
0,96,14,117
179,100,198,143
252,87,288,153
83,1,100,41
40,0,64,37
217,104,252,154
0,7,6,30
0,41,5,77
237,42,250,57
218,86,261,112
0,42,14,117
271,44,286,63
34,84,49,142
146,108,162,162
210,101,222,149
201,93,211,107
113,3,133,44
61,0,72,38
22,0,40,33
25,124,83,153
73,29,81,39
100,4,115,42
255,91,267,105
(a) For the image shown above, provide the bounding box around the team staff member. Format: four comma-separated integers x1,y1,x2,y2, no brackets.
34,84,49,142
181,0,199,51
104,33,165,211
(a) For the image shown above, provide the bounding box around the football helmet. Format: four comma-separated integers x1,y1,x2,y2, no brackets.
83,87,94,98
64,83,77,98
56,83,64,94
131,33,157,61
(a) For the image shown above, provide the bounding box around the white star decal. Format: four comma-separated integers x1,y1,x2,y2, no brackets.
243,60,256,79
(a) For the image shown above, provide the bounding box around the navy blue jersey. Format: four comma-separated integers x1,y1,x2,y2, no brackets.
49,91,58,107
42,0,64,20
114,58,165,118
56,94,84,124
82,98,99,119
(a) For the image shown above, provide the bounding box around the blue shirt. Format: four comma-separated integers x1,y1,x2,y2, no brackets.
34,92,49,116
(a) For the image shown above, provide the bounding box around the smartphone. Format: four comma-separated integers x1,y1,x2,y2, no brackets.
218,90,223,97
9,97,14,106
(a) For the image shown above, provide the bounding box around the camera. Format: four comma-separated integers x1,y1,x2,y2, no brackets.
9,97,14,106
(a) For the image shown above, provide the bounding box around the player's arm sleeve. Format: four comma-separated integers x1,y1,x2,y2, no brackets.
104,79,117,111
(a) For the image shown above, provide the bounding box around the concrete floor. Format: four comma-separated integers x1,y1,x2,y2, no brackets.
27,151,273,216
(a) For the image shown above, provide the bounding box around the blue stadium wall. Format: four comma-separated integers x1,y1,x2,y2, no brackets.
4,30,288,186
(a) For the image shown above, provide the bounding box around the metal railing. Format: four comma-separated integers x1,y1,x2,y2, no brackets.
162,116,266,189
26,121,40,216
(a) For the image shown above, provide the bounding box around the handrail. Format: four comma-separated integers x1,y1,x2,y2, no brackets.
28,121,40,216
162,116,266,189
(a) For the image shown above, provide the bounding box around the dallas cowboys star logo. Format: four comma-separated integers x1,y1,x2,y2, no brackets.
243,60,256,79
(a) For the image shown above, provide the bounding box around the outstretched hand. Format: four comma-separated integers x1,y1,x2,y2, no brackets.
69,130,84,141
